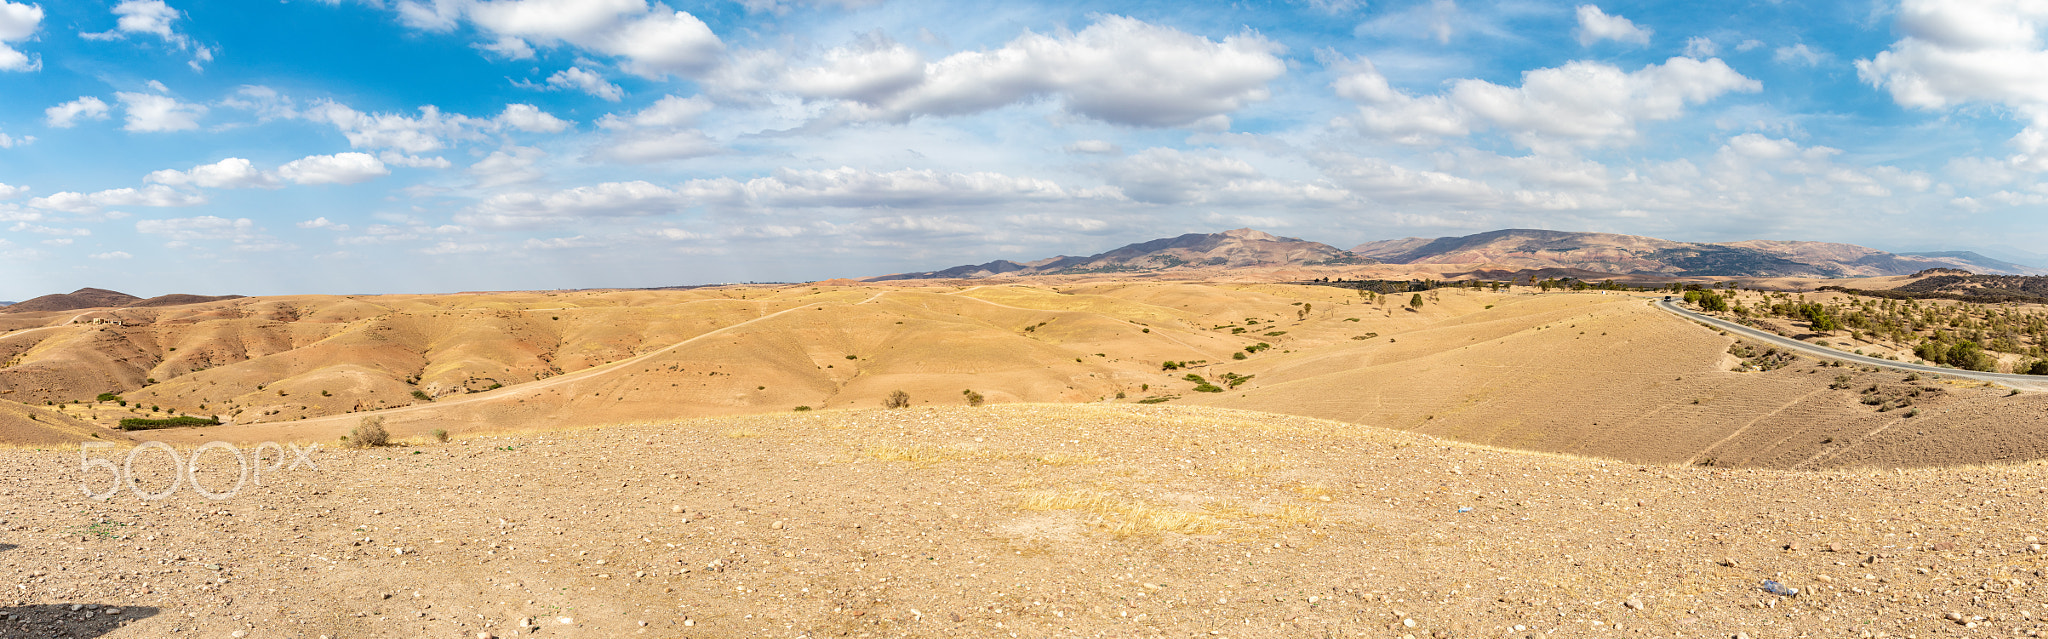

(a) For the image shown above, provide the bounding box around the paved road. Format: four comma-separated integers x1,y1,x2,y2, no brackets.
1650,297,2048,391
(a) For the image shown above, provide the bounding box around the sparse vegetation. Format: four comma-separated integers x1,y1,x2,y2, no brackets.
884,390,911,409
963,389,985,406
431,428,450,443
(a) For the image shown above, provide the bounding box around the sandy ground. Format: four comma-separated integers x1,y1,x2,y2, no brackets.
6,405,2048,638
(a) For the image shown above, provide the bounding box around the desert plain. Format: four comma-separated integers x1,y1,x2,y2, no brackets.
3,277,2048,638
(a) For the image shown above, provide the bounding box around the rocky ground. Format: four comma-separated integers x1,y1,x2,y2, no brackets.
4,404,2047,638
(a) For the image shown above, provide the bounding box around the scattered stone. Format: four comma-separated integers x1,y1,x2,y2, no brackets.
1623,598,1645,610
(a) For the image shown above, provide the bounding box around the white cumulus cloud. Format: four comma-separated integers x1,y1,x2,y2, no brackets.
83,1,214,70
494,103,571,133
45,96,111,128
277,152,391,185
544,66,624,101
1335,55,1759,151
783,16,1286,129
402,0,725,79
0,1,43,72
115,90,208,132
1856,0,2048,170
145,158,282,189
1575,5,1652,46
31,184,204,212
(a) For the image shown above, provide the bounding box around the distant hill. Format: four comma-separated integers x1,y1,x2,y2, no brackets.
1899,251,2048,276
870,228,1373,281
132,293,247,308
0,288,244,314
1354,229,2043,278
4,288,145,313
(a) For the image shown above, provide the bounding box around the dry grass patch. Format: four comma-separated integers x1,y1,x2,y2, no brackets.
1020,489,1324,538
1019,490,1229,538
859,442,1006,465
1035,452,1100,466
1288,482,1334,501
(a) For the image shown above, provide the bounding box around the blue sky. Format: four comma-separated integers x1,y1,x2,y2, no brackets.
1,0,2046,297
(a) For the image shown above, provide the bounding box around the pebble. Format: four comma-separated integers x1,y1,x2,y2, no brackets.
771,520,785,529
1623,598,1645,610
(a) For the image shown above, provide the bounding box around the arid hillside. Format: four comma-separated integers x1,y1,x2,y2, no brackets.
6,280,2037,470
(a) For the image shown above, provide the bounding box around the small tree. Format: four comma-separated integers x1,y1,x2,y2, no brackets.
884,390,911,409
1409,294,1424,309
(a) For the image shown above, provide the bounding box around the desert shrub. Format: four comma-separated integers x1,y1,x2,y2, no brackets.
1161,361,1182,370
884,390,911,409
1183,373,1207,383
96,393,121,403
1192,383,1223,393
117,416,220,431
347,416,391,448
1136,396,1175,404
2026,360,2048,376
963,389,985,407
1232,352,1247,360
411,389,432,401
431,428,450,443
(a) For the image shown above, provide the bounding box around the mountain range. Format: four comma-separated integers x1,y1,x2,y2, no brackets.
872,228,2045,281
870,228,1369,280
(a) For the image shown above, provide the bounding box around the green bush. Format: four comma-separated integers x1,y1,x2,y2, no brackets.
794,406,812,411
117,416,221,431
96,393,121,403
411,389,432,401
1191,383,1223,393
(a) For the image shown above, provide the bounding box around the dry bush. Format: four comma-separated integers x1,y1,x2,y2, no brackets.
346,416,391,449
884,390,911,409
430,428,450,443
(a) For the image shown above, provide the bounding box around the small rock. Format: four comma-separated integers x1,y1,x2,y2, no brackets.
232,632,248,639
1717,556,1740,567
557,616,574,624
518,617,534,628
476,633,494,639
1735,633,1752,639
1826,542,1844,553
1401,618,1416,628
683,619,695,627
1815,575,1834,583
104,608,121,615
671,505,683,513
771,520,785,530
1623,598,1645,610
